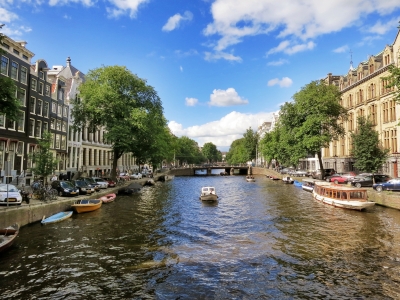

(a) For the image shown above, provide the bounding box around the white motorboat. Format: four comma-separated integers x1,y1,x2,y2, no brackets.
246,176,256,182
302,178,322,192
282,176,294,184
312,181,375,211
200,187,218,201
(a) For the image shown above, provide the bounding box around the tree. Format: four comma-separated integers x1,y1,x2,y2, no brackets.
175,136,204,166
202,142,220,163
29,131,59,183
0,29,21,121
351,116,389,174
226,138,247,165
243,127,258,162
71,65,165,180
278,80,347,172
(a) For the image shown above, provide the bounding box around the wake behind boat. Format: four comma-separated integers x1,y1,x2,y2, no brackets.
312,182,375,211
41,211,73,225
200,187,218,201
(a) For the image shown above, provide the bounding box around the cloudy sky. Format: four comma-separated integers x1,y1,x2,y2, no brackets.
1,0,400,151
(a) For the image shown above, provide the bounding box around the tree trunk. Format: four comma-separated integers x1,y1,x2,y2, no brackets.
317,151,324,179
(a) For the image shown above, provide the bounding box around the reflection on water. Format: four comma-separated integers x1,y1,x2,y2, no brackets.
1,176,400,299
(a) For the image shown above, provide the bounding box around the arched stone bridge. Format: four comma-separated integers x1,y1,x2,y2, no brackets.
168,166,251,176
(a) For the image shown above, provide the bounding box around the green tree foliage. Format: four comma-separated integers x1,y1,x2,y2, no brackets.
263,80,347,170
226,138,247,165
351,116,389,174
174,136,204,165
243,127,258,162
202,142,220,163
29,132,59,183
71,65,166,179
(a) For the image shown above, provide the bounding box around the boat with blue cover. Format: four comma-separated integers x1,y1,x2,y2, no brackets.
41,211,73,225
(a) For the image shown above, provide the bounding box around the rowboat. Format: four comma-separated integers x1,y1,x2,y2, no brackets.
41,211,73,225
200,187,218,201
71,199,102,213
313,182,375,211
99,193,116,203
246,176,256,182
0,223,19,253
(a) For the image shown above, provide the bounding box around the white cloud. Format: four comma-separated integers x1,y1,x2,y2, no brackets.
204,0,400,51
333,45,349,53
0,8,18,23
267,58,289,66
180,66,183,72
106,0,149,18
185,97,198,106
208,88,248,106
168,111,278,149
367,18,399,35
204,51,242,62
162,11,193,32
268,77,293,88
267,40,316,56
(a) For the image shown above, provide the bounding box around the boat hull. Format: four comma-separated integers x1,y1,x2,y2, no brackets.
0,224,19,253
313,192,375,210
200,194,218,201
99,193,116,203
71,199,102,213
41,211,73,225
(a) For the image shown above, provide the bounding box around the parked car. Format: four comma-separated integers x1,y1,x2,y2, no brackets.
130,173,143,180
280,168,294,174
327,174,349,184
311,169,336,179
91,177,109,189
102,177,116,187
292,169,309,177
0,184,22,205
373,178,400,192
71,180,93,195
351,174,391,188
51,180,79,197
119,173,130,181
77,177,101,192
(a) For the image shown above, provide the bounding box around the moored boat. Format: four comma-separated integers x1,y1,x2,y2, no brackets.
41,211,73,225
246,176,256,182
99,193,117,203
312,182,375,211
0,223,19,253
282,176,294,184
71,199,102,213
302,178,322,192
200,187,218,201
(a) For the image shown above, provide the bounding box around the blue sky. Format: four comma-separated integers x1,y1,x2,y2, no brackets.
1,0,400,151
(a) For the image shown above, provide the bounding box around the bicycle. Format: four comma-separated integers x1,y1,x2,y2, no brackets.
31,181,58,201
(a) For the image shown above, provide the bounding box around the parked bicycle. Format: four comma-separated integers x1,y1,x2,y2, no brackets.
31,180,58,202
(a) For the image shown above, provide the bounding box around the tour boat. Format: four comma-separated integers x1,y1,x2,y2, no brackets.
200,187,218,201
99,193,117,203
0,223,19,253
282,176,294,184
312,181,375,211
41,211,73,225
71,199,102,213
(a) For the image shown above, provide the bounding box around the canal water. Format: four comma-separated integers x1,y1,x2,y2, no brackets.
1,175,400,299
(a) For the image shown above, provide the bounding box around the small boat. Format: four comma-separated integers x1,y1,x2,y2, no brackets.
99,193,117,203
293,180,303,187
246,176,256,182
41,211,73,225
313,182,375,211
0,223,19,253
71,199,102,213
302,178,322,192
270,176,280,180
200,187,218,201
118,182,142,195
282,176,294,184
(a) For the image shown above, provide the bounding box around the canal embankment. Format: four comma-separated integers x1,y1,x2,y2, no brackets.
0,175,166,228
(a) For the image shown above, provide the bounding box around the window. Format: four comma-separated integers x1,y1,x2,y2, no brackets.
29,119,35,136
16,88,26,106
45,85,50,96
55,135,60,149
61,135,66,150
20,66,27,84
58,88,64,101
57,105,62,117
2,43,9,49
22,54,28,60
62,121,67,132
43,102,49,117
63,106,68,117
0,114,5,128
13,49,19,55
37,99,43,116
35,120,41,137
17,111,25,132
31,78,37,91
43,122,48,134
39,82,44,95
11,61,18,80
39,71,44,80
29,97,36,114
56,120,61,131
16,141,23,155
52,101,57,113
1,56,9,75
7,118,15,130
50,118,55,129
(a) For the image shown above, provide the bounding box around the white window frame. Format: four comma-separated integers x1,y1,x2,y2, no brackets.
35,120,42,138
10,61,18,80
29,118,35,137
55,134,60,149
7,118,16,130
57,105,62,117
31,78,37,91
0,114,5,128
37,99,43,116
29,97,36,114
20,66,27,84
43,102,49,117
52,101,57,114
16,88,26,106
45,85,50,96
1,56,9,75
56,119,61,131
50,118,55,129
38,82,44,95
17,110,25,132
43,122,48,133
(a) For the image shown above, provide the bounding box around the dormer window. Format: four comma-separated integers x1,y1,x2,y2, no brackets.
369,64,374,74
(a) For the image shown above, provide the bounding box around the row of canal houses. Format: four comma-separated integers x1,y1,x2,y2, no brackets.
0,35,137,185
257,29,400,178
